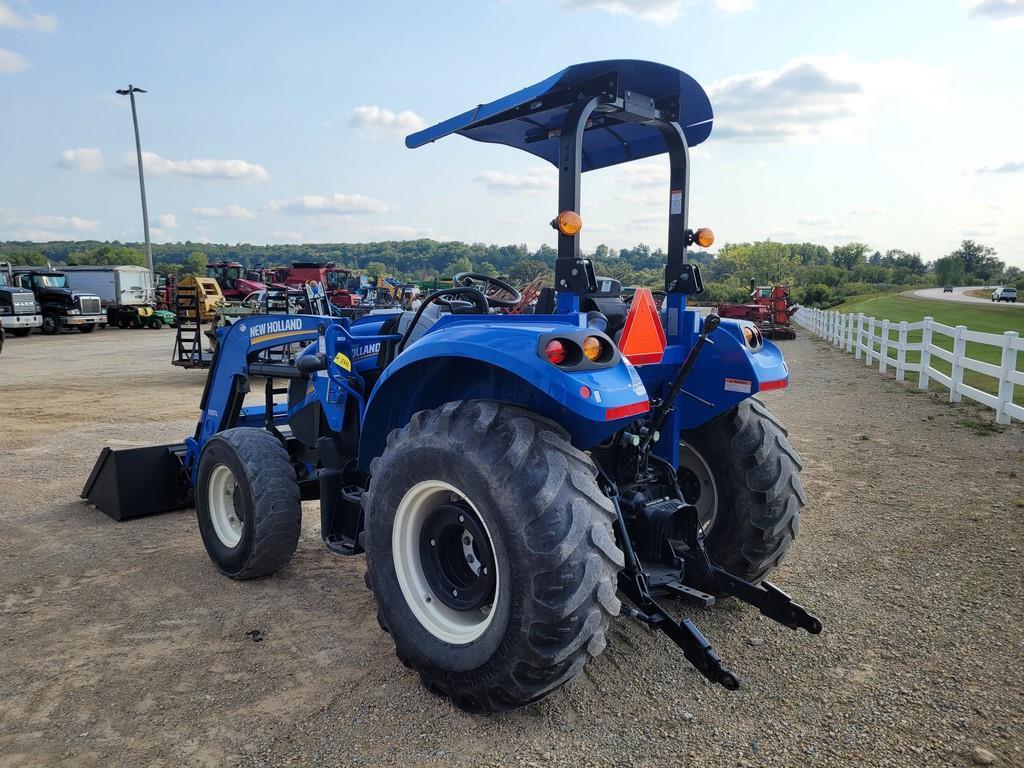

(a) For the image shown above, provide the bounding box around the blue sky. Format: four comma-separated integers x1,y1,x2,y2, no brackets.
1,0,1022,264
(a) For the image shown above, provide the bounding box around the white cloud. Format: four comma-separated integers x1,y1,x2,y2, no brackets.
631,212,664,226
57,148,104,172
708,54,941,143
849,206,884,216
0,210,100,240
617,162,670,188
191,204,256,219
0,48,27,74
0,3,57,32
157,213,178,228
267,193,389,215
475,167,555,193
350,105,426,137
798,215,833,226
715,0,754,10
976,160,1024,174
26,215,99,231
270,230,304,243
966,0,1024,22
137,152,269,181
560,0,753,24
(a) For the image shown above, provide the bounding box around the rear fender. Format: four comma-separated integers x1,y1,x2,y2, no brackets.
357,317,650,469
636,318,789,467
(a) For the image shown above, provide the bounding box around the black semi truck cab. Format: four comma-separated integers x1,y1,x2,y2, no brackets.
10,268,105,334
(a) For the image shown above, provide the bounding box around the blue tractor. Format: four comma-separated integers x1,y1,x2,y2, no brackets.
84,59,819,712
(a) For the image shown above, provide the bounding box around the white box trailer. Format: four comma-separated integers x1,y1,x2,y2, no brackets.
63,265,155,307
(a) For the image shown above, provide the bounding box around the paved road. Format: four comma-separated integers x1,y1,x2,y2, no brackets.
911,285,1022,306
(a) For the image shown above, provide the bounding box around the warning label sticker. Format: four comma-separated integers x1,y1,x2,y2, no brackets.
333,352,352,371
724,377,752,394
670,189,683,215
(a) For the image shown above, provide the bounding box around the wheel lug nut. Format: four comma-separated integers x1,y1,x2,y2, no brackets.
463,536,471,545
430,539,436,546
452,589,458,597
458,514,464,523
425,595,431,603
467,555,474,563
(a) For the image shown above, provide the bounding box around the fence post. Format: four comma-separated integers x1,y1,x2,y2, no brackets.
879,319,890,373
896,320,908,382
918,317,933,390
855,313,864,360
996,331,1019,425
845,313,854,352
950,325,967,403
865,317,875,365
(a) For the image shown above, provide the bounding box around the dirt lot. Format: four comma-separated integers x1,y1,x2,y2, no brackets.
1,327,1022,767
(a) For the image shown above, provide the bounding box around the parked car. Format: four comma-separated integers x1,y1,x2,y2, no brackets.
943,285,953,293
992,286,1018,303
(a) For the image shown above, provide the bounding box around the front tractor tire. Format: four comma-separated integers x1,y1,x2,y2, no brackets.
679,398,805,585
363,401,624,713
196,428,301,580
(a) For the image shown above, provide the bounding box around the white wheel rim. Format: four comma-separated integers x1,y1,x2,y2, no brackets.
208,464,243,548
392,480,499,644
678,441,719,531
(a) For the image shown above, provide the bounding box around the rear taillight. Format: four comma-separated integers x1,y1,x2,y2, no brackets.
545,339,567,365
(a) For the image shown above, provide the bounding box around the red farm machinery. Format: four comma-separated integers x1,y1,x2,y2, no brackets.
717,283,798,341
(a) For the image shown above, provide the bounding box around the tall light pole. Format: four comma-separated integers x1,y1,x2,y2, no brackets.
116,85,153,278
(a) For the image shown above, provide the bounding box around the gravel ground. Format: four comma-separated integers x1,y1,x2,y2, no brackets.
1,327,1022,767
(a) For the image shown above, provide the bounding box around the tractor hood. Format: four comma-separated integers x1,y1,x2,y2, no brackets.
406,59,713,171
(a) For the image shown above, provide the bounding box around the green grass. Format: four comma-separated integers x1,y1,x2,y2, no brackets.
829,292,1024,405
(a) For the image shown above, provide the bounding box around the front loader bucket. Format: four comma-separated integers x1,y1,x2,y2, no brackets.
81,444,194,521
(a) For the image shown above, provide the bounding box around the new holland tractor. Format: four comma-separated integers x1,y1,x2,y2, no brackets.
83,59,819,712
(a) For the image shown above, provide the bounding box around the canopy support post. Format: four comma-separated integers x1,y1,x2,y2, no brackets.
554,96,600,313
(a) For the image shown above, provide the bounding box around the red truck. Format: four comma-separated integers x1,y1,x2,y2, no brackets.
270,262,361,309
206,261,270,301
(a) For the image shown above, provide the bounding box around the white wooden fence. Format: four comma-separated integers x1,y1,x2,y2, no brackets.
793,307,1023,425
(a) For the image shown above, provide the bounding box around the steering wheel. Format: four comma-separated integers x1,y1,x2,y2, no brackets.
452,272,522,308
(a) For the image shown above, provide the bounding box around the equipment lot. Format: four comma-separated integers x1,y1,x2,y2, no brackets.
1,329,1021,767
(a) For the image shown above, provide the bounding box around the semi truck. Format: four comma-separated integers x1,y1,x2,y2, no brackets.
9,267,105,334
62,265,173,328
0,263,43,337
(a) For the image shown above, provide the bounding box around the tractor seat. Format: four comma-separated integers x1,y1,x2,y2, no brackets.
371,303,446,369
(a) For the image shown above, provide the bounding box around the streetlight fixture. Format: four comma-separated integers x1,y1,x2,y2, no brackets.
116,84,154,278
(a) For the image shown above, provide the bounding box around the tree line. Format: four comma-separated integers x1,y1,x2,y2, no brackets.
1,237,1017,308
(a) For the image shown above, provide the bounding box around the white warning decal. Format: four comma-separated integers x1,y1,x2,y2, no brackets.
724,377,752,394
670,189,683,215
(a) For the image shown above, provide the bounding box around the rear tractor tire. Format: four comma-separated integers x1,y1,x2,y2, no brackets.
678,397,805,586
196,427,301,579
363,400,623,713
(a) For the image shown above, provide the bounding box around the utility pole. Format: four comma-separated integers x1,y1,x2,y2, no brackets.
116,85,153,279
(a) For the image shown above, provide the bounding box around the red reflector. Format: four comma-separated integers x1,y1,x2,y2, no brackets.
579,385,592,399
605,401,650,421
759,378,788,391
618,287,667,366
545,339,566,364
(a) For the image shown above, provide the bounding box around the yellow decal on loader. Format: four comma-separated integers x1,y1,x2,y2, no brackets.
334,352,352,371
